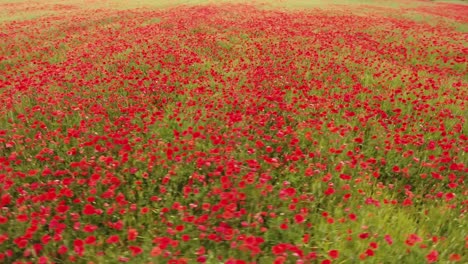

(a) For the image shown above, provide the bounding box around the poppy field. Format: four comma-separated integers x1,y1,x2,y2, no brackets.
0,0,467,263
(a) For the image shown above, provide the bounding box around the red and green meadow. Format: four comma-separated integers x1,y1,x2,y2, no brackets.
0,0,467,263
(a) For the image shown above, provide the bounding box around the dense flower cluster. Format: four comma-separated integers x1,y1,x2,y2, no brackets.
0,1,466,263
